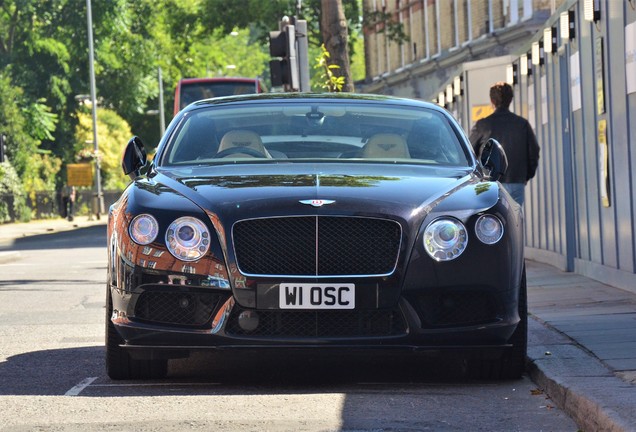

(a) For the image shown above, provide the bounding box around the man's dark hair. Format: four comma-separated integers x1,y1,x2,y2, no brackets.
490,82,513,109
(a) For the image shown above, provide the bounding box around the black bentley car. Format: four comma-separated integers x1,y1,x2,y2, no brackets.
107,93,525,380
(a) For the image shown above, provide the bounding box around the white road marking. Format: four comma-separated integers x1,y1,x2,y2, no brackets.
65,376,98,396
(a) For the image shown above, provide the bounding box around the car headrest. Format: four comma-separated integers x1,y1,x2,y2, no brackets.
361,133,410,159
217,130,271,158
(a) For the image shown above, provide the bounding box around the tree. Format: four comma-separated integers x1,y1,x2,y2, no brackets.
320,0,353,92
75,108,133,191
1,0,367,206
0,73,60,190
196,0,362,90
0,73,60,221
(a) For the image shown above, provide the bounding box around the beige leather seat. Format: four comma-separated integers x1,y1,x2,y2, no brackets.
361,133,410,159
217,130,271,158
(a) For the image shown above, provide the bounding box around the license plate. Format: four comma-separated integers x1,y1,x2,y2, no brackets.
279,283,355,309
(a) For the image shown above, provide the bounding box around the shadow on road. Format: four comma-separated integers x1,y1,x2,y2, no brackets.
1,346,553,432
0,346,479,397
0,225,107,251
169,350,472,388
0,346,105,396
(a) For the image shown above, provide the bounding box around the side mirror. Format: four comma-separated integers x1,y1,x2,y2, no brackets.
478,138,508,182
122,136,147,180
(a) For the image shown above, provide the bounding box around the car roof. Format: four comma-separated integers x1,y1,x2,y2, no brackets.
182,92,446,113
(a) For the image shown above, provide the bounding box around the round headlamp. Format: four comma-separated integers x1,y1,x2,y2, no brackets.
475,214,504,244
166,216,210,261
423,218,467,261
129,214,159,245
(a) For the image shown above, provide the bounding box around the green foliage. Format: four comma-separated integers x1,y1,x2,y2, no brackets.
23,99,58,141
198,0,290,37
0,74,30,176
1,0,367,203
350,27,365,82
75,109,132,192
0,73,61,198
1,2,75,110
362,10,409,45
197,0,363,88
314,44,344,92
168,27,270,82
22,152,62,197
0,162,28,223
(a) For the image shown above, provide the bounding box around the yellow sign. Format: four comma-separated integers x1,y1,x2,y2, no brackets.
471,105,494,123
67,163,93,187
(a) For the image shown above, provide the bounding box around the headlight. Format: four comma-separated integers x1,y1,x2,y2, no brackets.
423,218,467,261
129,214,159,245
475,214,504,244
166,216,210,261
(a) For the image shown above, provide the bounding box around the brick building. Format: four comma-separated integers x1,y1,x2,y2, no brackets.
359,0,562,99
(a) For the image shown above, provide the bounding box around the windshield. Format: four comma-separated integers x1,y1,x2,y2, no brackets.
161,102,471,167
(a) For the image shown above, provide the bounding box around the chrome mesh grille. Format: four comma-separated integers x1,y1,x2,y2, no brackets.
232,216,401,276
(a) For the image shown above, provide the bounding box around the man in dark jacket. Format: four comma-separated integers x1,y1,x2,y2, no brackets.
469,82,540,206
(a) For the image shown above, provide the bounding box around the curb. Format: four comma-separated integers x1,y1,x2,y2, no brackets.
527,362,633,432
0,217,106,245
527,317,636,432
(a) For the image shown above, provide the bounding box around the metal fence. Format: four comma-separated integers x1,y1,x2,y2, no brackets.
433,0,636,293
0,190,122,223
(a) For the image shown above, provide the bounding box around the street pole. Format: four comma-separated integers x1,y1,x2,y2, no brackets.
86,0,104,218
294,0,310,92
158,66,165,137
295,20,310,92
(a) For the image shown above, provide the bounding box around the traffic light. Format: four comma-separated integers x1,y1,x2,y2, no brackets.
269,24,299,91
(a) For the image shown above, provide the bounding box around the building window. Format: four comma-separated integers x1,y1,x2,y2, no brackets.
182,265,196,274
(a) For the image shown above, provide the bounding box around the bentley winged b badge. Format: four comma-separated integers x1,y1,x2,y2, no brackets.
299,199,336,207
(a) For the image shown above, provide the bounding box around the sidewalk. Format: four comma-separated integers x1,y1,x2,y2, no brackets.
525,260,636,431
0,216,106,262
1,219,635,430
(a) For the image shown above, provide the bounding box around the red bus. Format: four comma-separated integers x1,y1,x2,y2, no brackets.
174,77,267,115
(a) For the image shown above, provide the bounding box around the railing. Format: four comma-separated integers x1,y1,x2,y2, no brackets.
0,190,122,223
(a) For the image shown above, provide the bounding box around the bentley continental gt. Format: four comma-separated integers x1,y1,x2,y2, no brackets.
106,93,525,380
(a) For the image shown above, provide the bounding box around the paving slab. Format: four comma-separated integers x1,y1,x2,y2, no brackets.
527,260,636,431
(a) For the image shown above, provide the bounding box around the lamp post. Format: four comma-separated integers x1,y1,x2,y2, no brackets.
146,66,166,140
146,66,166,139
157,66,165,136
85,0,104,218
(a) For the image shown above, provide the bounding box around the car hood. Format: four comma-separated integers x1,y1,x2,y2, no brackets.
146,163,499,227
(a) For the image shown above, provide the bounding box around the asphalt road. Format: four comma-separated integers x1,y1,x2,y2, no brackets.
0,226,579,431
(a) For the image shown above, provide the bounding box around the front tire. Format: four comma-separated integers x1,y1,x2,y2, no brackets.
106,289,168,380
468,266,527,379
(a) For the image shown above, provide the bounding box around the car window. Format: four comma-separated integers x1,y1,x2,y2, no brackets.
161,103,471,167
179,82,260,110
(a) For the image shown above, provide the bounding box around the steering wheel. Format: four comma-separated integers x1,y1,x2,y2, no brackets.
213,146,267,159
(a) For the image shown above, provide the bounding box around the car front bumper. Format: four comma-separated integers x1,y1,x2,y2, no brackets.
110,282,520,360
